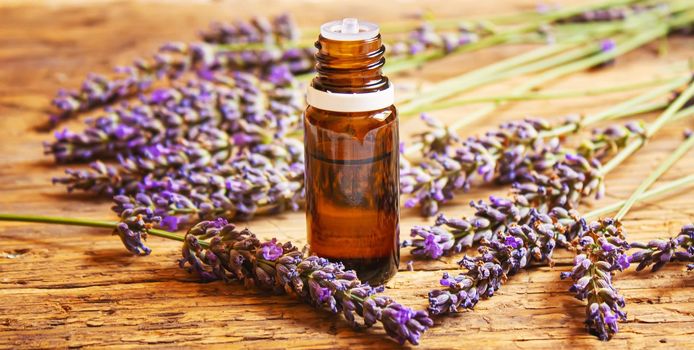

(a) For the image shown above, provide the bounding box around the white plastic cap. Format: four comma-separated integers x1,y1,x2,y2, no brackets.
320,18,379,41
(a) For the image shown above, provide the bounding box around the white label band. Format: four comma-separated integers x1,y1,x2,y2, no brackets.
306,85,394,112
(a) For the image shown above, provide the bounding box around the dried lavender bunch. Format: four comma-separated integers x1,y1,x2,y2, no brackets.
403,120,644,259
560,218,630,341
401,115,644,216
176,218,433,345
49,71,305,225
629,224,694,272
103,138,304,229
48,14,312,124
424,205,632,341
427,205,584,313
401,95,650,216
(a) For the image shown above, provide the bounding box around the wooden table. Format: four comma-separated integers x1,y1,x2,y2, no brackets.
1,1,693,348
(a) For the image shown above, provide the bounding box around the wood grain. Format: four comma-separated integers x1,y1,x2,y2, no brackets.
0,1,693,349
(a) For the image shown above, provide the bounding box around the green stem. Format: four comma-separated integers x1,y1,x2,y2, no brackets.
398,4,685,117
673,105,694,121
443,33,667,133
607,101,669,120
401,90,684,158
0,214,188,244
386,0,654,79
585,173,694,220
601,78,694,175
399,43,594,116
423,75,683,110
538,76,689,139
613,132,694,220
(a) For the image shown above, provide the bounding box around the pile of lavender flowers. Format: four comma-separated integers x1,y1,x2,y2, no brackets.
48,72,305,229
49,14,313,125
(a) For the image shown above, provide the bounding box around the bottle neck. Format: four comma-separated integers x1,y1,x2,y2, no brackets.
312,35,389,94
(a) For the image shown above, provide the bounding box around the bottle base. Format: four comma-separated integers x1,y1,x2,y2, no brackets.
328,256,399,286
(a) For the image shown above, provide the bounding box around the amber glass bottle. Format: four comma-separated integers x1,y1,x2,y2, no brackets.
304,19,399,285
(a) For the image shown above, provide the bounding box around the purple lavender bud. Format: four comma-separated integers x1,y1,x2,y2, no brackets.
259,238,284,261
600,39,616,53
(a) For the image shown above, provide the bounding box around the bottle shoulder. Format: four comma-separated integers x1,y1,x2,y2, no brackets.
305,105,397,127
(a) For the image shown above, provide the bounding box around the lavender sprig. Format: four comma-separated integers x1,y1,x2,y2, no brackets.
629,224,694,272
400,115,558,216
404,120,643,259
555,3,667,23
427,206,581,314
199,14,299,45
389,22,483,56
560,218,630,341
177,219,433,345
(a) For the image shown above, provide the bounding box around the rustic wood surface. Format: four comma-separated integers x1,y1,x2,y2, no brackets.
1,0,693,349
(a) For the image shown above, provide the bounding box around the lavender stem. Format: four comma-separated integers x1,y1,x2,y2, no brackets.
0,214,188,244
602,78,694,175
614,133,694,220
584,173,694,220
422,74,684,110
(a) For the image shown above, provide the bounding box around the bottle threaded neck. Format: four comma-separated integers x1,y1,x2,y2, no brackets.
312,34,390,94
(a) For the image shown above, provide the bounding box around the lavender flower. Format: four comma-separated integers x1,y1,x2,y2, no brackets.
511,152,605,210
629,224,694,272
389,23,481,57
176,219,433,345
556,4,665,23
199,14,299,45
560,218,629,341
113,205,161,255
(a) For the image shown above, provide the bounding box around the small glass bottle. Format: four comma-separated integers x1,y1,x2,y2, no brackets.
304,18,399,285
